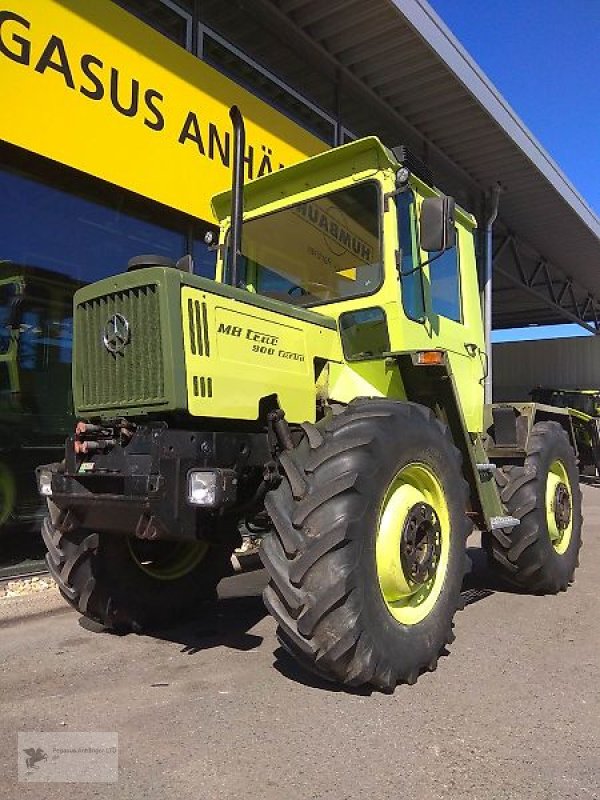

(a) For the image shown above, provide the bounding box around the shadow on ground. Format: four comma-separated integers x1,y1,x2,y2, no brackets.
79,570,269,655
75,545,524,692
150,595,267,654
460,546,520,607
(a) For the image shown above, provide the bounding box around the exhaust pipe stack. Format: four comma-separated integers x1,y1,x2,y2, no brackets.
228,105,245,288
483,183,502,405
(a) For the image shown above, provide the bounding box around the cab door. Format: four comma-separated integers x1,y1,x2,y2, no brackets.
421,221,486,433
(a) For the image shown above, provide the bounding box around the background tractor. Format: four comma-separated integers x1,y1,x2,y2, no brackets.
0,263,75,535
530,387,600,477
38,109,583,691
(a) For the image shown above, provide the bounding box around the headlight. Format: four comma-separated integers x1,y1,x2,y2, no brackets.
186,469,238,508
38,469,53,497
187,471,218,506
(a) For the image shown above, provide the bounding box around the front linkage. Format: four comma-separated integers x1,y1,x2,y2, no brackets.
38,418,278,544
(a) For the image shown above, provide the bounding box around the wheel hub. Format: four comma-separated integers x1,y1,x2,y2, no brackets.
553,482,571,531
400,502,441,586
127,538,209,580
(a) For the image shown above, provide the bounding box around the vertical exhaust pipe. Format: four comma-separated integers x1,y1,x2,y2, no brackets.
229,105,245,288
483,182,502,405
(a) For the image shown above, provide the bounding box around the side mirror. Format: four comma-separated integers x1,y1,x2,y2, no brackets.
419,196,456,252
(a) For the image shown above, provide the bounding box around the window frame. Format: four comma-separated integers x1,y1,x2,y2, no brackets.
114,0,193,50
396,189,426,324
339,306,390,362
197,24,337,144
338,127,358,146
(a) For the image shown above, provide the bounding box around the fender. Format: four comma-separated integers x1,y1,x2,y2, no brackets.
390,350,506,533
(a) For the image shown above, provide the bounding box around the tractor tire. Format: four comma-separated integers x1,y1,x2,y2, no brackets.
486,421,582,593
260,398,471,691
42,505,238,632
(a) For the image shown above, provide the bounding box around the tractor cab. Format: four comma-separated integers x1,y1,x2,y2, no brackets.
211,135,486,432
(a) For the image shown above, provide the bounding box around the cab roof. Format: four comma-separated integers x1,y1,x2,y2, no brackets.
212,136,394,221
212,135,475,227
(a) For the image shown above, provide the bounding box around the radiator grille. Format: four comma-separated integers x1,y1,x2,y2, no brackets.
76,284,166,410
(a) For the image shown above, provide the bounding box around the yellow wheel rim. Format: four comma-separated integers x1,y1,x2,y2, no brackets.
546,459,573,555
127,538,209,581
376,463,450,626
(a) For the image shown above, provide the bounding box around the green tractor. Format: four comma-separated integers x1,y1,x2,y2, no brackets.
0,263,76,533
530,387,600,477
38,110,582,691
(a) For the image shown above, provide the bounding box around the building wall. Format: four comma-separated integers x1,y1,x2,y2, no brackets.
493,337,599,401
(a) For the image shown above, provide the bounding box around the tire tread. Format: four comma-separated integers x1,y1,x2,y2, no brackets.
486,421,582,593
261,398,470,691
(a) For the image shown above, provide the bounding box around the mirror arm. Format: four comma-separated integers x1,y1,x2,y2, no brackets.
207,242,227,255
396,247,447,278
384,185,411,212
416,248,447,271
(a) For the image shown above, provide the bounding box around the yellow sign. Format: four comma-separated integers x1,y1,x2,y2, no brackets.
0,0,326,221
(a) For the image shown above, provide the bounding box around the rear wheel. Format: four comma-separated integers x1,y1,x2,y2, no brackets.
486,421,582,592
42,505,237,631
260,399,471,691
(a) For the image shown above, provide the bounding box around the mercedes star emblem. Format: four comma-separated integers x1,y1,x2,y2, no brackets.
103,313,131,354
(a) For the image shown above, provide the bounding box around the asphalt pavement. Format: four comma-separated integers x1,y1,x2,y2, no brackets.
1,485,599,799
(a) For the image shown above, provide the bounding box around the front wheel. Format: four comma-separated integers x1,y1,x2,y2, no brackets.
260,399,471,691
42,504,238,631
486,421,582,593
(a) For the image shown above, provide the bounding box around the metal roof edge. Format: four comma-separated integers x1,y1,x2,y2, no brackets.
391,0,600,236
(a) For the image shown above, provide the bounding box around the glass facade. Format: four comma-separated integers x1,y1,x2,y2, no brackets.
115,0,344,145
199,0,338,126
0,142,216,532
109,0,367,151
3,169,184,285
200,28,337,144
112,0,192,48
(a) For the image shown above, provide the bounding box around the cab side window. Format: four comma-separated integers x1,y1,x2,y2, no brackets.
396,191,425,321
430,238,461,322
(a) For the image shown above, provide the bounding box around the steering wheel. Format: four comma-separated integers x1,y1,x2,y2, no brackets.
288,281,331,297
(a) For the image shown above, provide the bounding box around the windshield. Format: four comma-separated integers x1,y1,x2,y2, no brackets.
225,182,382,306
